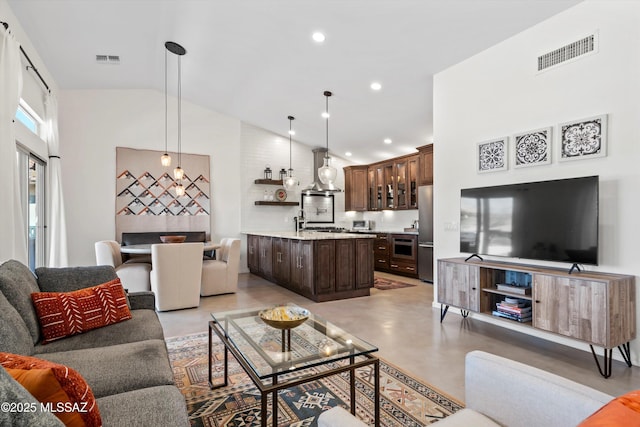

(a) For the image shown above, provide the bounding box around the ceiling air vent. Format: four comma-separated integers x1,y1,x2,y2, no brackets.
95,54,120,64
537,33,597,72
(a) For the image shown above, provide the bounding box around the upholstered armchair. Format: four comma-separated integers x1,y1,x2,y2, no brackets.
94,240,151,292
150,242,204,311
200,238,240,296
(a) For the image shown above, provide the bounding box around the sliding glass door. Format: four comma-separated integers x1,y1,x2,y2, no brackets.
16,147,46,271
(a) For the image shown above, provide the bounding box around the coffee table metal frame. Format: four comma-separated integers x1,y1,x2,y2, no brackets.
208,310,380,427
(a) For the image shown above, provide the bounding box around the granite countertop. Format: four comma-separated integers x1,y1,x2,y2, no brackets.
350,229,419,235
244,231,376,240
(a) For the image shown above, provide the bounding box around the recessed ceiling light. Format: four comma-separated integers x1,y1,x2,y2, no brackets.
288,130,295,135
321,112,330,118
345,152,352,157
370,82,382,91
312,32,326,43
384,138,392,144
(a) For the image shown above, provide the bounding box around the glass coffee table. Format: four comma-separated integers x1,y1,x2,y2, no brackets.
208,304,380,427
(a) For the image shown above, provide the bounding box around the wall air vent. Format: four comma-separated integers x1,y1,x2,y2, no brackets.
537,33,597,72
95,54,120,64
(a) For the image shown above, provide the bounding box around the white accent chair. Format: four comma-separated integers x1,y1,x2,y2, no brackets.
94,240,151,292
200,238,240,296
150,242,204,311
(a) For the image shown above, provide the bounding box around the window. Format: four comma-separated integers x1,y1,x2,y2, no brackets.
15,100,42,136
16,147,46,271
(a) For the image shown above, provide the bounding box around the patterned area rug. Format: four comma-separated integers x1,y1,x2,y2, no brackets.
373,276,417,290
167,332,462,427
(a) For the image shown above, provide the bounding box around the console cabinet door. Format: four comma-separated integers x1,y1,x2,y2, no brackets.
533,275,607,346
437,261,479,312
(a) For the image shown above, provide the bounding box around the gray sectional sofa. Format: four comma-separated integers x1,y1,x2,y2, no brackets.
0,259,189,427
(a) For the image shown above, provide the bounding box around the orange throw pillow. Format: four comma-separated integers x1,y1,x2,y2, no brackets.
31,278,132,344
578,390,640,426
0,352,101,427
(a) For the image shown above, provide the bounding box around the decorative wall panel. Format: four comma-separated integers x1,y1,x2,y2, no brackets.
513,127,552,168
115,147,210,241
559,115,607,161
477,138,508,173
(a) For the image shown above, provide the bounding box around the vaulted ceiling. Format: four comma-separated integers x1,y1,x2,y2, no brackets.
8,0,581,163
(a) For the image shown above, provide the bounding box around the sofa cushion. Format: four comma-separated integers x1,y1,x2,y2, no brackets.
0,260,42,344
0,290,34,356
35,265,118,293
578,390,640,426
34,309,164,354
31,279,132,344
96,385,189,427
0,365,63,427
38,339,175,398
0,352,101,427
431,408,499,427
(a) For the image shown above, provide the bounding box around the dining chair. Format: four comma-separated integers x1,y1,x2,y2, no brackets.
94,240,151,292
200,238,240,296
150,242,204,311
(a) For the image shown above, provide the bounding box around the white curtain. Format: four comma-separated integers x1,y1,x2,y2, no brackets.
0,27,27,264
44,94,68,267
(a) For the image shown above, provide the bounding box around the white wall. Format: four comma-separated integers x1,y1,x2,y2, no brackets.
433,0,640,362
59,89,242,266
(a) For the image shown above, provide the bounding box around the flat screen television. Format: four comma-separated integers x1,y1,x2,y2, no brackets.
460,176,599,265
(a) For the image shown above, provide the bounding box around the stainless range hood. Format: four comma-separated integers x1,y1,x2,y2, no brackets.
304,147,342,193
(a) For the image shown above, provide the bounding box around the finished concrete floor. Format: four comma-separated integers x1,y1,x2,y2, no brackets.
157,271,639,402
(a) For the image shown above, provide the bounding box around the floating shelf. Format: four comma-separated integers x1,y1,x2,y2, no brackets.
254,179,283,185
254,201,299,206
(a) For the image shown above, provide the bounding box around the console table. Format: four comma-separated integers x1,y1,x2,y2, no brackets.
437,257,636,378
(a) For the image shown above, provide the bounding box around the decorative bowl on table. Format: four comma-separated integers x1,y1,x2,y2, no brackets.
259,305,310,330
159,235,187,243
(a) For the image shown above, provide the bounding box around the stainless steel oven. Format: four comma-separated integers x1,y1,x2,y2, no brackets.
391,235,416,261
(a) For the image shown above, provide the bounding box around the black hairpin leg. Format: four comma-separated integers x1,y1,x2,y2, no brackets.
460,309,470,318
440,304,450,323
618,342,632,367
590,345,612,378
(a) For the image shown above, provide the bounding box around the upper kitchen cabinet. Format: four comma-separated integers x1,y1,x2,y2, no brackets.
343,165,369,212
417,144,433,186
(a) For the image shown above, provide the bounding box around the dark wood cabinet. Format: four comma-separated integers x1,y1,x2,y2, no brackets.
258,236,273,278
367,165,384,211
355,239,374,289
373,234,390,272
343,166,368,212
248,235,374,302
273,237,290,285
290,240,313,296
417,144,433,186
247,235,260,272
372,233,418,278
408,156,419,209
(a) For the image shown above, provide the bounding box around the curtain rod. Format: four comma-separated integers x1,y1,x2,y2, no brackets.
1,20,51,93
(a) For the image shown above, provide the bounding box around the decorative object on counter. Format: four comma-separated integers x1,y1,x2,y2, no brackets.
317,91,339,187
283,115,299,191
275,188,287,201
279,168,287,181
559,114,607,161
513,127,552,168
477,137,508,173
263,165,272,180
258,304,310,330
159,235,187,243
164,41,187,196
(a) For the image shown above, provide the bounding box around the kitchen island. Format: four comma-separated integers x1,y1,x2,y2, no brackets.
246,231,376,302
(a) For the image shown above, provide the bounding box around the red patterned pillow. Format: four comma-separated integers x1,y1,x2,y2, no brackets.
31,278,132,344
0,352,101,426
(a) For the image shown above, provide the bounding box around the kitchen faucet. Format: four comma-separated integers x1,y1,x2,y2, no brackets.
295,209,306,232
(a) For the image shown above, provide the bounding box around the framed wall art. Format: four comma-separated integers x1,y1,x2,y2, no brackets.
558,114,607,162
477,138,508,173
513,127,552,168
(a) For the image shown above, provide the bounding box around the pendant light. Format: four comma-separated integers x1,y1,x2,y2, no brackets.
160,47,171,167
165,41,187,196
318,91,337,185
283,115,299,191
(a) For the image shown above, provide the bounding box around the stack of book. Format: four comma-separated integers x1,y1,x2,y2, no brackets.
492,297,532,323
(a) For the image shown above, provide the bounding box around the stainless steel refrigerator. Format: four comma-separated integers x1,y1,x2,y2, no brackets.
418,185,434,282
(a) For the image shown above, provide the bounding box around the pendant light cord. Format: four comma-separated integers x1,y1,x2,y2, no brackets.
289,117,293,170
178,55,182,168
164,48,168,154
325,94,329,156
